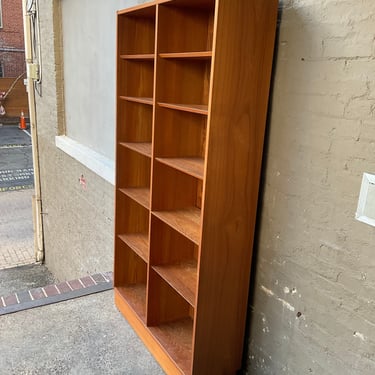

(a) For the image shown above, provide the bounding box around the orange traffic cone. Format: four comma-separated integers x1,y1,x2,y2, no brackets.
19,111,26,130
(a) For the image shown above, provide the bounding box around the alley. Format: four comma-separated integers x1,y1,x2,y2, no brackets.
0,124,34,269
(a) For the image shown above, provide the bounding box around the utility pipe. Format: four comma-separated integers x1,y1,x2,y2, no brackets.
22,0,44,262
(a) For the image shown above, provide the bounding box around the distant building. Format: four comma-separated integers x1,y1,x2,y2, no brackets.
0,0,26,77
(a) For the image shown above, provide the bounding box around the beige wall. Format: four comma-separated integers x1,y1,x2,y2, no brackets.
34,0,147,281
246,0,375,374
35,0,375,373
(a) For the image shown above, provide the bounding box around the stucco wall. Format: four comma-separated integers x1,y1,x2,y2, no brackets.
246,0,375,374
61,0,132,160
35,0,147,281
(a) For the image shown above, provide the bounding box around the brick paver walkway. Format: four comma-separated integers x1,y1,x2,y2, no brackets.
0,189,35,269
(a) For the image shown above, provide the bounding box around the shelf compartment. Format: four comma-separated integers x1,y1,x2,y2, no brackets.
158,102,208,115
147,270,194,374
153,262,197,307
152,208,201,245
120,142,152,158
154,106,207,167
116,146,151,189
156,157,204,180
117,100,152,144
119,187,150,210
150,216,198,306
119,96,153,106
118,233,149,263
149,319,193,375
159,51,212,60
118,60,154,99
156,58,211,108
114,237,148,322
158,2,214,53
118,5,156,55
152,160,203,210
115,191,149,237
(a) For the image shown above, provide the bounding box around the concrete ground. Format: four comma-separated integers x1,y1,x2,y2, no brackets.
0,290,164,375
0,189,35,269
0,263,55,296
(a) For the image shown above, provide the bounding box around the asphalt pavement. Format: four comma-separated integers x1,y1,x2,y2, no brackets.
0,124,34,192
0,124,35,269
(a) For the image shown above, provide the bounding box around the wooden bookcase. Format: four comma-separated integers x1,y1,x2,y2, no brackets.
114,1,278,373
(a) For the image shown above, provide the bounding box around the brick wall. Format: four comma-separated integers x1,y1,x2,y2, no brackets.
0,0,26,77
245,0,375,374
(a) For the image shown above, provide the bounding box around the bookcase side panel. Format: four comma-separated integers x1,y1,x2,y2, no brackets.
193,0,278,373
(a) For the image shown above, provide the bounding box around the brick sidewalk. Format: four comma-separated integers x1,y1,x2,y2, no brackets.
0,189,35,269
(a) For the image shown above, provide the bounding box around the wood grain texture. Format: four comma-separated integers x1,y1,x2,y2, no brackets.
119,187,150,209
118,233,149,262
116,146,151,188
193,0,278,373
149,319,193,374
115,191,149,234
153,260,197,306
120,142,152,158
120,96,153,105
158,102,208,115
120,54,155,60
156,157,204,180
159,51,212,59
115,289,184,375
154,107,207,159
152,208,201,245
116,284,147,322
115,1,278,373
117,100,152,144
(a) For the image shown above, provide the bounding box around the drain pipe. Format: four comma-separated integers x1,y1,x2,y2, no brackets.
22,0,44,262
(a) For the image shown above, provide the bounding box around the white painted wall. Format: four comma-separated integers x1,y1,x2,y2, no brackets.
61,0,148,160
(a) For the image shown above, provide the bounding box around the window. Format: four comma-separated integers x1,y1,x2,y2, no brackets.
0,62,4,78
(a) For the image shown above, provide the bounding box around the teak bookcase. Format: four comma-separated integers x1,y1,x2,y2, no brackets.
114,0,278,373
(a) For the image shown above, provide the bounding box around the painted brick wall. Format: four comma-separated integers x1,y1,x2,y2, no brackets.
245,0,375,374
35,0,375,373
0,0,26,77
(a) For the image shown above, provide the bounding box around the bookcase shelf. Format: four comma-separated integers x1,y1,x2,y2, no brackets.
114,236,148,322
156,157,204,180
116,284,147,323
118,233,149,263
152,208,201,245
120,53,155,60
152,261,197,307
120,96,153,106
120,142,152,158
159,51,212,60
119,187,150,210
149,319,193,375
158,102,208,115
115,1,278,373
